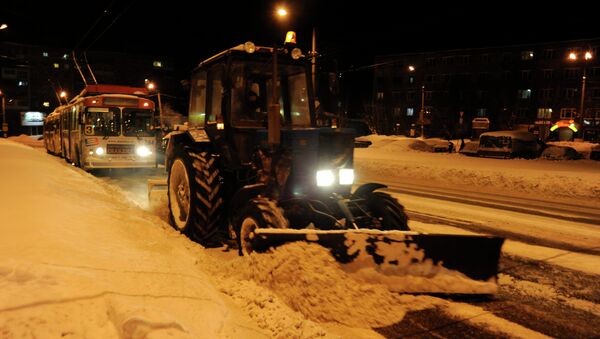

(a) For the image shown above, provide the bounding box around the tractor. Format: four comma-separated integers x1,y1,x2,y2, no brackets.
161,39,504,293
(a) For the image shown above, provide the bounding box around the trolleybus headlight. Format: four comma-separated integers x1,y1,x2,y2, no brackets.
136,145,152,157
95,147,105,156
316,169,335,187
338,169,354,185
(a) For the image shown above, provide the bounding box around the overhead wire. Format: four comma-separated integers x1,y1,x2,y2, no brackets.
83,0,139,51
73,0,116,50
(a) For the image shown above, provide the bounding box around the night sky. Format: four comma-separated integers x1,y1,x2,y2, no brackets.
4,1,599,69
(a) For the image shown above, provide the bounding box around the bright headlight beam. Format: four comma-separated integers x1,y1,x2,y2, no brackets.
316,170,335,187
339,169,354,185
136,145,152,157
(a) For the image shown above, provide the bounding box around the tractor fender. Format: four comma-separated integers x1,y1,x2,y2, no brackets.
165,131,198,171
229,183,267,219
352,182,388,198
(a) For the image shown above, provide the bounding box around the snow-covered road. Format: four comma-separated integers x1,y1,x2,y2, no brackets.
2,135,599,338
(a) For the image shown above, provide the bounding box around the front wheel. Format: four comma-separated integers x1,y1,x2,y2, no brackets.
235,197,288,256
168,148,224,245
365,191,409,231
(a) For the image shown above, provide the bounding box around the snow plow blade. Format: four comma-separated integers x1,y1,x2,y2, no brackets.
250,229,504,294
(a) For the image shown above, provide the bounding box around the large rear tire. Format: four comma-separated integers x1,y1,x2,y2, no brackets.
365,191,409,231
235,197,288,256
168,148,224,245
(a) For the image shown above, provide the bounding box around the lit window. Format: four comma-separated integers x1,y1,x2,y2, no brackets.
153,61,163,68
477,108,487,117
17,81,28,87
521,51,534,60
537,108,552,119
376,92,384,100
53,63,59,69
42,52,48,57
518,89,531,99
406,108,414,116
63,54,68,59
43,102,50,107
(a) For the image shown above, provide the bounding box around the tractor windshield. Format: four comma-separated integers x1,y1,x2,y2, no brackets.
230,60,311,128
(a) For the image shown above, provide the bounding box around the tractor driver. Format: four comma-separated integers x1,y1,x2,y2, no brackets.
246,89,261,114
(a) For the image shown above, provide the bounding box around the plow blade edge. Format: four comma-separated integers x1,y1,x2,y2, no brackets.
250,229,505,294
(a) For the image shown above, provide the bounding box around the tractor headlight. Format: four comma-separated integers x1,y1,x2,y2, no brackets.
136,145,152,157
95,147,105,156
339,169,354,185
316,170,335,187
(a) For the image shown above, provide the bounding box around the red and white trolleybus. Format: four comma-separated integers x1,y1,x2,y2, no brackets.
44,84,157,170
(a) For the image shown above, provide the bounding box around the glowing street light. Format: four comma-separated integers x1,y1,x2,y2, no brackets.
0,24,7,30
59,90,68,104
567,49,593,138
276,7,288,18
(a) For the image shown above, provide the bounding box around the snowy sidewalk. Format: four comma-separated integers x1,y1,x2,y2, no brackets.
0,139,268,338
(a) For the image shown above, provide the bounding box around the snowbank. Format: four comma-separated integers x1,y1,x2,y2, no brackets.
7,134,44,148
356,135,600,199
0,139,267,338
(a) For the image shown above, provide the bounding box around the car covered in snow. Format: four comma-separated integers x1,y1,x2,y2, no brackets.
541,145,582,160
477,130,543,159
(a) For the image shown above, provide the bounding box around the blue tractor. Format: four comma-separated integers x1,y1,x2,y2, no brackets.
163,40,504,293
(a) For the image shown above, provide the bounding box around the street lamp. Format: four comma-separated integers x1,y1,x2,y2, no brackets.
0,24,7,30
568,50,593,139
59,90,68,104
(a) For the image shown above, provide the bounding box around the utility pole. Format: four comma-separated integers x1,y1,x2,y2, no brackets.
312,27,317,93
1,89,6,137
579,66,587,138
420,85,425,139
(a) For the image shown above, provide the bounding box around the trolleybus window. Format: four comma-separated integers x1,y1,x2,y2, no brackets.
123,108,154,137
86,107,120,136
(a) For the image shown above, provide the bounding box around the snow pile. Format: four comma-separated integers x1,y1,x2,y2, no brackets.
546,141,596,159
216,242,439,328
7,134,44,148
540,145,580,160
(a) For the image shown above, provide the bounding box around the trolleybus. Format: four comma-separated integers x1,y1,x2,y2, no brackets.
43,84,157,170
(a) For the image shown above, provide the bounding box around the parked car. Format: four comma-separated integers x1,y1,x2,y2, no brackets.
477,130,543,159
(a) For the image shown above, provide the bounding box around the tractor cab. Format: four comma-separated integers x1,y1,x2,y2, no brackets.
188,42,314,131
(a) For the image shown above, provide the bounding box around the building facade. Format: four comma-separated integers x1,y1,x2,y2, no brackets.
0,42,182,136
372,38,600,142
